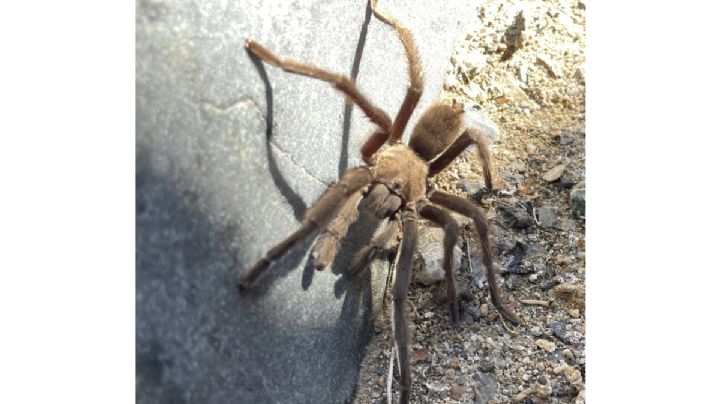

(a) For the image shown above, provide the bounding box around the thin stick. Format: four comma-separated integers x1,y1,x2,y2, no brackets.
499,315,520,336
520,299,550,307
387,347,395,404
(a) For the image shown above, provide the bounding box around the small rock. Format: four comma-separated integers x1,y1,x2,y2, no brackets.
497,204,532,229
518,63,528,84
534,381,553,398
570,181,586,217
461,51,488,78
554,283,585,299
548,322,568,342
415,227,462,285
480,304,489,317
447,368,457,379
463,105,500,143
559,171,579,189
472,372,498,403
461,180,485,197
530,326,543,337
568,308,581,318
542,164,566,182
478,359,495,373
450,357,461,369
563,348,575,361
506,274,519,290
528,273,538,282
535,339,556,353
554,364,583,384
526,143,537,155
556,134,576,144
450,384,465,400
537,206,558,229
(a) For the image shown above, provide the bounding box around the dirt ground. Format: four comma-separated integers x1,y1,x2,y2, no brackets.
353,0,586,403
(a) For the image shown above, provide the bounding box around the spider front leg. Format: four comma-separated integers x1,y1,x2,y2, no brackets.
239,167,373,290
418,203,461,326
393,208,418,404
429,191,521,324
311,191,363,270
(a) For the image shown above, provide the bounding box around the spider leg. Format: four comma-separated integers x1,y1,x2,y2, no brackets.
370,0,424,143
393,208,417,404
311,190,364,270
418,203,460,327
239,167,373,290
349,215,399,277
428,191,520,324
429,126,494,189
245,40,392,136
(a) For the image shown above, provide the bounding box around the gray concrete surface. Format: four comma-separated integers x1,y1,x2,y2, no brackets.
136,0,476,402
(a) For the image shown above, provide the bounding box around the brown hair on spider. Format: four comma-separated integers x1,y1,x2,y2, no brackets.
239,1,519,402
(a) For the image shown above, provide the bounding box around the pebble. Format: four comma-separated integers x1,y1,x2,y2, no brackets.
450,383,465,400
559,170,579,188
535,338,557,353
472,372,499,403
570,181,586,217
480,303,489,317
415,227,462,285
554,364,582,384
498,204,532,229
568,308,581,318
556,134,576,144
538,206,558,229
450,357,461,369
461,179,485,197
542,164,566,182
478,359,495,373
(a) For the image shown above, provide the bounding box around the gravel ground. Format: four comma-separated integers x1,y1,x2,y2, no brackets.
353,1,585,403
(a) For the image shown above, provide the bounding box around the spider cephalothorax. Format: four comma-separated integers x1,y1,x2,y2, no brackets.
239,1,519,402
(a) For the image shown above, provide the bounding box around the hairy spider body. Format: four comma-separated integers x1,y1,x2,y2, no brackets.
240,1,519,402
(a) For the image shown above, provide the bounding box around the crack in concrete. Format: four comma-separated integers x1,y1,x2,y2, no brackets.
199,97,264,115
269,139,330,188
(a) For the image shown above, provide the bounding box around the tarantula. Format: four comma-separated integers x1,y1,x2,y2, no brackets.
239,1,519,402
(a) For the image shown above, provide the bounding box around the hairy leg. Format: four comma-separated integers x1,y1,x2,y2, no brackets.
349,216,399,276
393,209,418,404
429,191,520,324
428,127,494,190
245,40,392,136
370,0,424,143
311,191,364,270
239,167,373,290
419,203,460,326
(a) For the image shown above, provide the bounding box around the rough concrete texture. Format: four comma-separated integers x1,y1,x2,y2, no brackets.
136,0,475,402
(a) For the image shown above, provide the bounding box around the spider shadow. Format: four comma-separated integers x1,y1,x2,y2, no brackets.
338,0,373,174
246,47,307,221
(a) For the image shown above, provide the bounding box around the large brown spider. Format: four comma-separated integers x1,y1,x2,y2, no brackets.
239,1,519,402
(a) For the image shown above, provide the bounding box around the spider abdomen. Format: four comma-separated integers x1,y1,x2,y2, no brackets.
370,144,428,208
